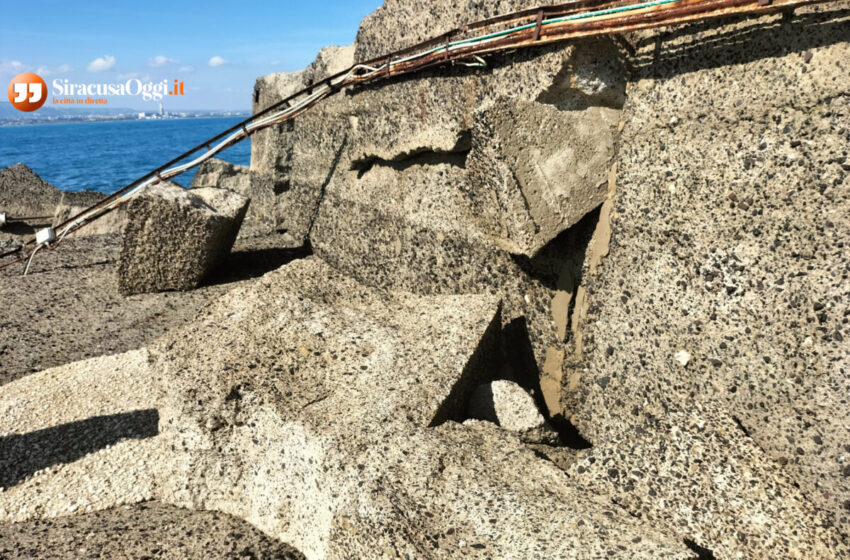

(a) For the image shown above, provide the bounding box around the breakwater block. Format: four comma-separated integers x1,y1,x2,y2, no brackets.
117,182,249,295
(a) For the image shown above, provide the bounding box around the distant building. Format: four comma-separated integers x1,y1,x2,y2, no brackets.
138,112,146,119
159,102,164,116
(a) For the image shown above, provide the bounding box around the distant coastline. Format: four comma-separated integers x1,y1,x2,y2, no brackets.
0,111,251,127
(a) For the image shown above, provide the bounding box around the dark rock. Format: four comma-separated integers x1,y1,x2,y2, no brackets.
0,163,101,220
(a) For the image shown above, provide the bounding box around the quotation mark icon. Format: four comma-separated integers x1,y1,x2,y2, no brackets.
8,73,47,112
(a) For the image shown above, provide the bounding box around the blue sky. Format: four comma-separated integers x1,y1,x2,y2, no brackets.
0,0,381,110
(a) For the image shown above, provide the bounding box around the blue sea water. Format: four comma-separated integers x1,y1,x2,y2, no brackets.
0,117,251,193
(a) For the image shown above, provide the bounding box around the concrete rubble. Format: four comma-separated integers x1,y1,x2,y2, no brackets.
52,190,124,238
2,258,691,559
468,379,545,431
117,182,249,295
0,164,112,245
190,158,274,239
2,0,849,558
467,99,619,256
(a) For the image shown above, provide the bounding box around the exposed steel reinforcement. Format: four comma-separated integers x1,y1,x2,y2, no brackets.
0,0,840,272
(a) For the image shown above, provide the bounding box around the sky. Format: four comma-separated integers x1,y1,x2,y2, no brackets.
0,0,382,111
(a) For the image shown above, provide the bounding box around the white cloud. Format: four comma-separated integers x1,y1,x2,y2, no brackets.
178,65,194,72
270,60,280,66
58,64,72,72
149,55,177,67
36,66,52,76
88,55,116,72
208,56,227,67
0,60,26,73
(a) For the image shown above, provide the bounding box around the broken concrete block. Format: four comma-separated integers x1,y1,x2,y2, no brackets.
189,158,250,193
117,183,248,295
150,257,505,557
249,45,355,244
190,158,276,238
466,99,619,256
467,379,544,431
139,257,694,558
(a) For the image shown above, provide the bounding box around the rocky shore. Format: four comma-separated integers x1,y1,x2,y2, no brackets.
1,1,848,558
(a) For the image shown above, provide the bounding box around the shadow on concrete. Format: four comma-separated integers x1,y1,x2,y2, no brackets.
510,206,601,292
1,222,37,236
206,243,312,286
0,409,159,488
631,7,850,78
501,317,593,450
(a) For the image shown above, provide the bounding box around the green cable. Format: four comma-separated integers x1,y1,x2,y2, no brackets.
394,0,681,66
452,0,682,47
548,0,681,23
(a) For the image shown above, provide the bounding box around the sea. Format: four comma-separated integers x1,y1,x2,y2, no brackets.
0,117,251,193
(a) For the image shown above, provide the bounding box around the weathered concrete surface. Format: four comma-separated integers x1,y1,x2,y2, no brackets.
251,30,625,247
285,44,622,415
249,45,355,243
190,158,250,192
118,183,249,294
246,3,627,409
0,502,306,560
0,347,296,560
354,1,564,61
52,191,122,238
570,405,847,559
0,163,107,248
0,232,305,385
150,257,501,557
149,257,694,559
561,2,850,547
0,349,161,519
309,149,595,418
467,99,618,256
5,1,850,558
325,421,691,560
0,256,691,559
